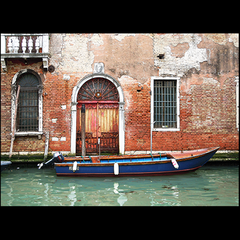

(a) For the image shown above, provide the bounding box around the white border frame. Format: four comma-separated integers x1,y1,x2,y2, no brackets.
151,76,180,132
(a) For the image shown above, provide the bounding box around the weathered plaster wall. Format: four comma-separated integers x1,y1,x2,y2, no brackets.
47,33,159,152
152,33,239,151
50,33,158,81
1,33,239,154
153,34,208,77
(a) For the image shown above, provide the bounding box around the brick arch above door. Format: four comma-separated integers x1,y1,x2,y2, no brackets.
71,73,125,155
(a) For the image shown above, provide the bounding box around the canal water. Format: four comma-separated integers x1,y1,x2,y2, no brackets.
1,165,238,206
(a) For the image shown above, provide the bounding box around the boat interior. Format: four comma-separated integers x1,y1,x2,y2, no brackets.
60,147,219,164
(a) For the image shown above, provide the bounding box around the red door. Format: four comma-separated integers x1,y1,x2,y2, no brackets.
76,78,119,155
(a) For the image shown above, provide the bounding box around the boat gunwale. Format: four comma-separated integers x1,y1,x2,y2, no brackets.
54,147,219,167
63,153,170,161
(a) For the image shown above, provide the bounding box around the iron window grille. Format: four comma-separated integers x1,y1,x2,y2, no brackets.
154,80,177,128
16,73,39,132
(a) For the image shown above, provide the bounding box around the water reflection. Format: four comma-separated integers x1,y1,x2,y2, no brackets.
6,183,14,206
68,183,77,206
113,182,128,206
1,166,238,206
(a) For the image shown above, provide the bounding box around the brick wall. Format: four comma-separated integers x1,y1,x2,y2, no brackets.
1,33,239,154
1,59,46,153
122,76,152,151
1,72,12,151
42,72,72,152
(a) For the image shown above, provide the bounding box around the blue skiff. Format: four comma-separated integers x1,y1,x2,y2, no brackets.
1,161,12,172
54,147,219,177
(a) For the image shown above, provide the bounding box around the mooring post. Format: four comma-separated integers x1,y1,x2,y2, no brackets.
81,104,86,156
44,131,49,162
150,121,155,155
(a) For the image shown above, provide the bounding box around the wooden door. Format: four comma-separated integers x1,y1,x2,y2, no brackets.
77,103,119,154
98,103,119,153
76,77,120,155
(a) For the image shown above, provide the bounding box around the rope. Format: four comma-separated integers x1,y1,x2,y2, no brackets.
158,152,161,160
81,156,85,163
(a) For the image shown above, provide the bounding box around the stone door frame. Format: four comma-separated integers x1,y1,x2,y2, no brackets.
71,73,125,155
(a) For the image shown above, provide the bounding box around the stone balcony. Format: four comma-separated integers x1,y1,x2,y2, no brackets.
1,33,49,71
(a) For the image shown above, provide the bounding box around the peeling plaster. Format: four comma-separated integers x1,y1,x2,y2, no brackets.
114,34,136,41
202,77,220,86
154,34,208,77
60,34,94,73
91,34,104,46
228,34,239,47
49,34,64,69
118,75,135,110
205,33,239,47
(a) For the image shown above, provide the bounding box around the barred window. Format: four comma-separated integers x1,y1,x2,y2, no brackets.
151,78,180,131
16,73,39,131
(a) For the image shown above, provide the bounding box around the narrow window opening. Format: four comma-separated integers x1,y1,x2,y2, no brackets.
16,73,39,132
154,80,177,128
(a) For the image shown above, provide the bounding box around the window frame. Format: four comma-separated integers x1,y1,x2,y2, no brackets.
151,76,180,132
11,69,43,137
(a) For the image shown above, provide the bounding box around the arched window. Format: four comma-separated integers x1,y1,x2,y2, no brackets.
11,69,43,136
16,73,39,131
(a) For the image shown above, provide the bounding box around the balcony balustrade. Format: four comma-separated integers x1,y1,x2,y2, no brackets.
1,33,49,71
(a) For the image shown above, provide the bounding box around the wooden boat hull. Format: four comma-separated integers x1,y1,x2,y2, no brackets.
54,147,219,177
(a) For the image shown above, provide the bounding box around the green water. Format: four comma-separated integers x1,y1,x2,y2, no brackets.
1,165,238,206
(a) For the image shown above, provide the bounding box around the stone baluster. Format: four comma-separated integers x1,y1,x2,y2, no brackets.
35,36,40,53
13,37,20,53
39,36,43,52
22,37,27,53
28,36,33,53
8,37,13,53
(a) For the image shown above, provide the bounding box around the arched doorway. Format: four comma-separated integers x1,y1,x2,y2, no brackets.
71,73,125,155
76,77,120,155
